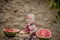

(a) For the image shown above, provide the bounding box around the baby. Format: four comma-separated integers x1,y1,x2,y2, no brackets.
20,14,38,40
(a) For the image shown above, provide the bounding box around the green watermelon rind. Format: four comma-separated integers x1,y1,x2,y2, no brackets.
3,31,16,37
39,38,50,40
3,29,19,37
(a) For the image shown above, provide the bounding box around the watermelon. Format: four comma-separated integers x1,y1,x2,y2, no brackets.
3,28,19,37
36,29,51,40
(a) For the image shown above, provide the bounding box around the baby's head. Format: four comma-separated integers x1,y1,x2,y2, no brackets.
26,14,35,23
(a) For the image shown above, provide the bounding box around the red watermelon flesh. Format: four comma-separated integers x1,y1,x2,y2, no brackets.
36,29,51,38
3,28,19,32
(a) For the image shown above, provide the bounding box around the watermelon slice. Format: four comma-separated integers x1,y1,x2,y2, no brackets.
3,28,19,37
36,29,51,39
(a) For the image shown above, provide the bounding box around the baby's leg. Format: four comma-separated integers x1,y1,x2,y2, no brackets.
21,34,30,40
29,36,37,40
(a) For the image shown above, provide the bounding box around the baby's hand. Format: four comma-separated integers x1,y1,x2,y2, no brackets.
30,31,34,35
20,30,26,34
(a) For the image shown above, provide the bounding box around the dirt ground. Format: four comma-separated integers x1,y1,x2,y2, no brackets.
0,0,60,40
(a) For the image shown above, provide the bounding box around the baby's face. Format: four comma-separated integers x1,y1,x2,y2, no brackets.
26,16,32,22
26,15,35,23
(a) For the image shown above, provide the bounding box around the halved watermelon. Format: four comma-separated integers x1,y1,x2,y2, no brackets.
36,29,51,40
3,28,19,37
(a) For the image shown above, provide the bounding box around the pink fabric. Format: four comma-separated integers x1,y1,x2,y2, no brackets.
24,22,37,36
25,25,30,33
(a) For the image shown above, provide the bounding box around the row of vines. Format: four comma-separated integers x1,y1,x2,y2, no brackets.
48,0,60,23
